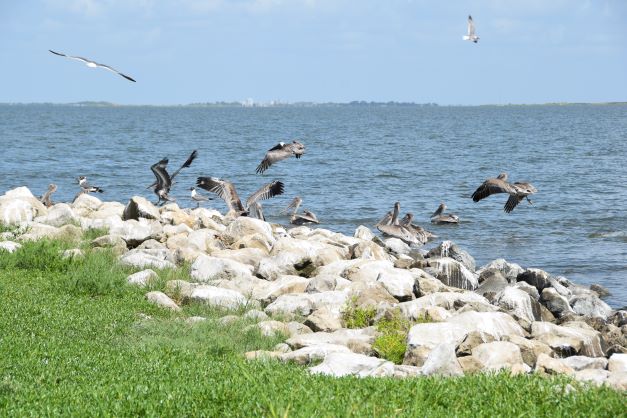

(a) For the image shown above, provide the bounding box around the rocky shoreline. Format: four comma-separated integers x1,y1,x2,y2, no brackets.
1,186,625,390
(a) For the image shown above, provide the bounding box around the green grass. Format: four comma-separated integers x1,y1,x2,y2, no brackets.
0,240,625,417
342,296,377,328
373,310,432,364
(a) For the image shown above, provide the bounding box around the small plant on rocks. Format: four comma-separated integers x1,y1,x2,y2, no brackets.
341,296,377,328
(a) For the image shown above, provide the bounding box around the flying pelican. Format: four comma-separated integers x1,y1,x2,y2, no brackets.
256,140,305,174
430,202,460,224
39,184,57,208
376,202,421,245
150,158,174,206
49,50,136,82
463,15,479,43
147,150,198,190
471,173,537,213
189,187,211,208
196,177,284,219
282,196,319,225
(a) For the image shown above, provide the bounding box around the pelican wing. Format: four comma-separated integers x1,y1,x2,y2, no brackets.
376,211,393,226
504,195,524,213
151,161,172,190
256,146,293,174
170,150,198,180
471,179,514,202
196,177,244,212
248,202,265,221
246,180,285,208
280,196,302,214
431,203,446,218
467,15,475,36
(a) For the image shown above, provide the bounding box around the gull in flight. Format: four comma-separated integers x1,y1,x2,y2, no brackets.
196,177,285,219
463,15,479,43
49,50,136,82
256,140,305,174
471,172,538,213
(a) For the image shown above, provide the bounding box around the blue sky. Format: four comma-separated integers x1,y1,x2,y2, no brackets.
1,0,626,105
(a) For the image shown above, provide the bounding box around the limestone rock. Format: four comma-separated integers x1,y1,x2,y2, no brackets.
119,249,176,270
541,287,575,318
502,335,553,367
608,353,627,373
280,344,352,365
569,294,613,320
573,369,610,387
189,285,247,309
127,269,158,287
305,307,343,332
191,254,254,283
286,328,376,354
0,241,21,253
353,225,375,241
309,352,395,377
428,241,476,272
34,203,78,227
375,268,417,302
265,293,314,317
606,371,627,391
427,257,478,290
122,196,161,221
421,343,464,377
252,275,309,304
531,322,604,357
517,268,551,292
561,356,608,371
535,353,574,375
145,291,180,311
471,341,525,371
495,287,541,323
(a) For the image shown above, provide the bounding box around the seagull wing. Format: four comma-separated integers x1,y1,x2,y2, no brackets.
255,146,293,174
246,180,285,208
196,177,244,212
471,179,514,202
170,150,198,180
95,62,136,82
468,15,475,37
50,50,91,64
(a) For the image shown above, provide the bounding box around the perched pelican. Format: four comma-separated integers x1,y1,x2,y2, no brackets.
430,202,460,224
39,184,57,208
150,158,174,205
399,213,436,244
196,177,284,219
283,196,319,225
463,15,479,43
49,50,136,82
189,187,211,208
471,173,537,213
376,202,421,245
256,140,305,174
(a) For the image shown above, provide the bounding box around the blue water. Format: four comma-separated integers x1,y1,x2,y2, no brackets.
1,104,626,307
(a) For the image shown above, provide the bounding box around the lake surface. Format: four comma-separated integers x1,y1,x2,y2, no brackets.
1,103,625,307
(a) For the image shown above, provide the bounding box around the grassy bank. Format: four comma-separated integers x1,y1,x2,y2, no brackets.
0,239,624,417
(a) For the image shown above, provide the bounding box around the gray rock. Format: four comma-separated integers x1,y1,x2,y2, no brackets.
606,371,627,391
398,292,490,314
34,203,78,227
61,248,84,260
309,352,395,377
456,331,496,356
535,353,575,375
353,225,375,241
427,257,478,290
517,268,551,292
495,287,541,323
476,270,509,297
119,249,176,270
375,268,417,302
252,275,309,304
243,309,269,321
190,254,254,283
477,258,524,283
531,322,604,357
561,356,608,371
286,328,376,354
502,335,553,367
0,241,21,253
541,287,575,318
590,284,611,298
513,281,540,300
573,369,610,386
280,344,351,365
384,238,411,256
305,275,338,293
265,293,314,317
127,269,159,287
569,294,613,320
421,342,464,377
145,291,180,311
428,241,476,272
189,285,247,309
304,307,343,332
608,353,627,373
471,341,525,371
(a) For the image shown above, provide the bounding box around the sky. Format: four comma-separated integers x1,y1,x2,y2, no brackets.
1,0,626,105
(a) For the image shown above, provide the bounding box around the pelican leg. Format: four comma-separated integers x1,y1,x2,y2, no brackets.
527,197,533,205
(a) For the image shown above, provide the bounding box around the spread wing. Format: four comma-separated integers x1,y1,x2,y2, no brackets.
248,202,265,221
151,161,172,190
431,203,445,218
196,177,244,212
97,63,136,82
170,150,198,180
246,181,285,208
256,146,293,174
504,195,524,213
471,179,513,202
280,196,302,214
468,15,475,36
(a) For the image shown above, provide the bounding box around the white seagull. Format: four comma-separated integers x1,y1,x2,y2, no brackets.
463,15,479,43
49,50,136,82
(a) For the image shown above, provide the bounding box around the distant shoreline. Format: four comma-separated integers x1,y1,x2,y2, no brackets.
1,101,626,108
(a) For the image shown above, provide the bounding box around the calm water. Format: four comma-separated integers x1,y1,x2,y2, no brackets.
1,104,626,307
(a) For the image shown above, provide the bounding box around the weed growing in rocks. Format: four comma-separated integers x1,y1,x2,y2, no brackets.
373,310,432,364
342,296,377,328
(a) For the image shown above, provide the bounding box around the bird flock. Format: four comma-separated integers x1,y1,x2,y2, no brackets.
39,15,539,247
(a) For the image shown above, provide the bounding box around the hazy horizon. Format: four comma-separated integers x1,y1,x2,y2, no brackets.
2,1,626,105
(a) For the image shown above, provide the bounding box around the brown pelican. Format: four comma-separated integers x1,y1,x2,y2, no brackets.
282,196,319,225
189,187,211,208
196,177,284,219
39,184,57,208
430,202,460,224
151,158,174,205
147,150,198,190
256,140,305,174
49,50,136,82
471,173,537,213
463,15,479,43
399,213,436,245
376,202,421,245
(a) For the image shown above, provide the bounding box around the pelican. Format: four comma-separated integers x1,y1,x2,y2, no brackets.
196,177,284,219
256,140,305,174
471,173,537,213
39,184,57,208
463,15,479,43
376,202,421,245
147,150,198,190
49,50,136,82
189,187,211,208
399,213,436,244
283,196,319,225
430,202,460,224
150,158,174,205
